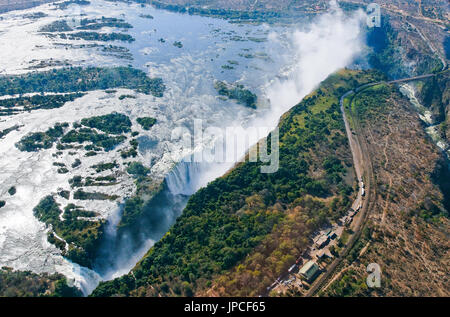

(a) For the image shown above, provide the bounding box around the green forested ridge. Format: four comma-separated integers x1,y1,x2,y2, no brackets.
91,70,384,297
0,67,165,97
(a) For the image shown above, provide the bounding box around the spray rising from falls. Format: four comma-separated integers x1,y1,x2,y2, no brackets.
165,161,208,196
89,3,367,293
264,3,366,125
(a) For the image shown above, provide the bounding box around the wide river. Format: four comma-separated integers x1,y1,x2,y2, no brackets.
0,0,367,294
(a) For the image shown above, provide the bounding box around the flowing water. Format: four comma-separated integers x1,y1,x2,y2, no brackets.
0,0,367,294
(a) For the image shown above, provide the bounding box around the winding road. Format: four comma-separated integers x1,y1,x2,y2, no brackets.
263,67,449,297
305,67,449,296
304,84,374,297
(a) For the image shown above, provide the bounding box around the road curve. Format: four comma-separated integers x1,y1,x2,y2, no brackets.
305,87,374,297
306,70,449,296
264,69,448,297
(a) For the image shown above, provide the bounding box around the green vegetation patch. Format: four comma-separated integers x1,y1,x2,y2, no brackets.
61,127,126,151
0,67,165,97
16,123,68,152
55,0,90,10
214,81,257,109
0,267,81,297
91,161,119,173
71,158,81,168
126,162,150,178
136,117,157,130
73,189,119,201
120,196,145,229
23,12,48,19
33,196,104,268
69,175,118,187
173,41,183,48
118,94,136,100
0,125,20,138
58,190,70,199
147,1,290,24
121,139,139,159
61,31,135,43
81,112,131,134
7,186,16,196
77,17,133,30
0,93,85,117
39,20,72,32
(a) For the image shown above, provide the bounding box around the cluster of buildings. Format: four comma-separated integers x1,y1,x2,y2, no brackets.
343,179,365,225
272,178,367,291
314,228,337,249
299,261,320,283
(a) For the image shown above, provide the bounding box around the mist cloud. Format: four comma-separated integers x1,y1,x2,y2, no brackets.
88,1,369,291
266,2,367,117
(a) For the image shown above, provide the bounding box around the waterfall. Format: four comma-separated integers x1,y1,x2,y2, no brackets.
165,161,204,196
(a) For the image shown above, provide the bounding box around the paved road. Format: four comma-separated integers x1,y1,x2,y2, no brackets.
305,70,449,296
304,87,374,297
264,69,449,297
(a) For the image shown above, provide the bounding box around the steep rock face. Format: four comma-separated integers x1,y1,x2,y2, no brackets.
416,72,450,141
366,14,444,80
